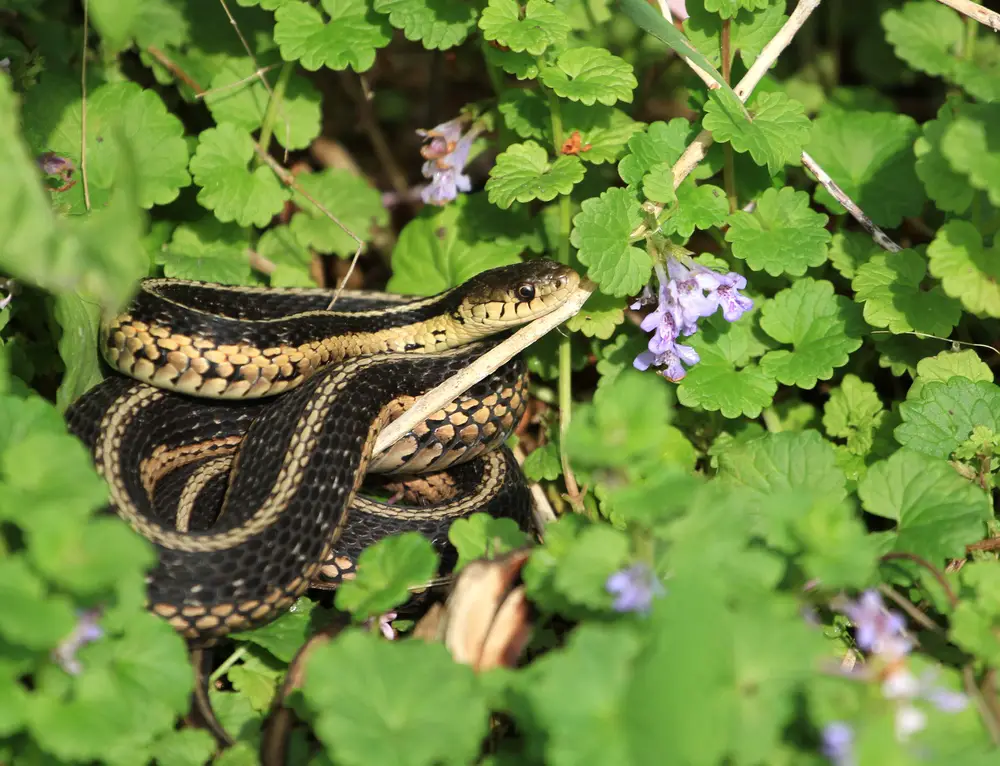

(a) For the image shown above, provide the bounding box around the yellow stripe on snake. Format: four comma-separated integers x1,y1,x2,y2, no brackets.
65,261,579,644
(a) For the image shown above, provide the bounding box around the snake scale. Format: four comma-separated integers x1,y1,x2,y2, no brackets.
65,260,579,643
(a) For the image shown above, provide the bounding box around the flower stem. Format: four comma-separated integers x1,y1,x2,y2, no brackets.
255,61,294,167
545,84,583,506
963,15,977,60
721,20,738,214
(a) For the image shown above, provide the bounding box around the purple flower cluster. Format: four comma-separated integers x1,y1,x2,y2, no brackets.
416,117,483,207
820,590,969,761
630,256,752,381
606,562,665,615
52,609,104,675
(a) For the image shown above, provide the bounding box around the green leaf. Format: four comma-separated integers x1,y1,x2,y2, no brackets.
908,349,993,401
289,168,387,257
569,187,651,297
519,623,641,766
23,78,191,212
827,231,879,281
927,220,1000,318
686,1,787,69
950,563,1000,666
0,557,76,649
804,110,924,228
539,47,637,106
204,60,322,151
485,140,586,208
374,0,477,50
703,0,773,18
882,1,963,80
334,532,438,620
939,103,1000,209
677,316,777,419
228,650,284,712
858,448,990,562
852,248,963,335
914,103,976,214
54,293,104,411
823,374,885,457
479,0,570,55
703,90,810,176
759,279,864,389
274,0,392,72
522,441,561,481
618,118,695,185
565,290,625,339
159,218,251,285
189,123,290,228
448,513,529,572
149,728,217,766
232,597,328,663
386,195,524,295
640,162,676,205
724,187,831,277
483,44,539,80
302,630,488,766
662,183,729,238
257,225,316,287
896,378,1000,459
553,524,630,610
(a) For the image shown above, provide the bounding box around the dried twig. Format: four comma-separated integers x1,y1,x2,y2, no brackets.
512,444,558,531
935,0,1000,32
372,281,596,457
80,0,92,211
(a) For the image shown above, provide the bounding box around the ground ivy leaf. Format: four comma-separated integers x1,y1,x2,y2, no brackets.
677,354,777,419
24,78,191,212
940,103,1000,208
149,728,217,766
896,378,1000,459
686,1,786,68
483,45,539,80
617,118,695,185
852,248,962,335
0,557,77,649
257,225,316,287
522,441,561,481
565,290,624,339
189,123,290,227
827,231,879,280
661,182,729,238
724,186,830,277
759,278,865,389
159,219,251,285
289,168,387,257
569,187,651,297
554,525,631,610
479,0,570,55
333,532,438,621
302,630,488,766
823,374,884,457
204,59,322,151
882,1,963,81
914,103,975,214
908,349,993,401
560,104,645,165
228,651,284,712
641,161,676,205
857,448,990,562
497,88,548,141
386,196,524,295
520,623,641,766
539,47,637,106
805,110,923,228
486,141,585,209
374,0,476,50
927,220,1000,318
950,563,1000,666
274,0,392,72
703,90,810,175
703,0,773,17
231,597,327,663
54,293,104,412
448,513,528,572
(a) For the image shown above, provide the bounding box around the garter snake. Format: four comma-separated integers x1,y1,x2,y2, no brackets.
65,260,579,643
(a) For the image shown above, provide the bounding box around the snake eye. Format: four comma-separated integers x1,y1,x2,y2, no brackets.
516,284,536,302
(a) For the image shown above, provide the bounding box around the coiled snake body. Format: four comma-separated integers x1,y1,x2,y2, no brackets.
66,261,579,643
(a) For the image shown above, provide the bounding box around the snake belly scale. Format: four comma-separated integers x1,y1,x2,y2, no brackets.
65,261,579,643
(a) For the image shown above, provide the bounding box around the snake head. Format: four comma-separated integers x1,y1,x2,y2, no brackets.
453,260,580,329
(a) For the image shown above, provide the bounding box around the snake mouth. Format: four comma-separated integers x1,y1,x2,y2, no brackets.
453,259,582,329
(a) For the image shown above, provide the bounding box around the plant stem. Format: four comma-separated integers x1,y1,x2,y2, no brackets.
210,645,247,683
963,14,977,59
544,85,583,506
720,19,738,214
255,61,294,167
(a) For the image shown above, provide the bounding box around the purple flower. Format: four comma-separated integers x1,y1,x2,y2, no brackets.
820,722,855,766
606,563,665,614
53,609,104,675
882,667,968,740
363,611,398,640
629,255,751,381
416,117,483,206
840,590,912,658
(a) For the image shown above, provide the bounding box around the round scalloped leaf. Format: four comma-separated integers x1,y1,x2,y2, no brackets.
274,0,392,72
939,103,1000,210
703,91,809,176
289,168,387,257
896,377,1000,459
374,0,477,50
724,187,830,277
927,220,1000,318
618,118,695,186
908,349,994,402
569,187,651,297
758,278,865,390
479,0,570,55
539,47,637,107
485,140,585,209
914,104,975,214
852,248,962,336
189,123,290,228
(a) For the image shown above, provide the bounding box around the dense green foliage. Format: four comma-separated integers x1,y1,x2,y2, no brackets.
3,0,1000,764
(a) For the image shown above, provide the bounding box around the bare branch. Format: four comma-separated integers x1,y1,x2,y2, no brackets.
935,0,1000,32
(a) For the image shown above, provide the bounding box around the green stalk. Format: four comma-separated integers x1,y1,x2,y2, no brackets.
721,19,738,214
544,85,583,506
254,62,294,167
963,16,977,61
